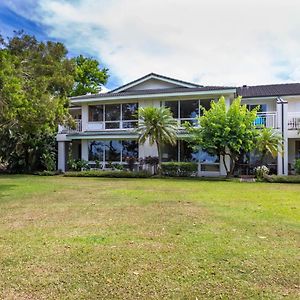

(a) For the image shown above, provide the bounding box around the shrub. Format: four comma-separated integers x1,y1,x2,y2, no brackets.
255,165,269,180
64,170,151,178
68,159,90,171
294,159,300,175
125,156,136,171
161,162,198,177
263,175,300,183
112,164,124,171
34,170,62,176
41,150,56,171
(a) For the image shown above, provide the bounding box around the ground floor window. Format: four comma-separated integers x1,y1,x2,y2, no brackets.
88,140,138,165
162,140,220,171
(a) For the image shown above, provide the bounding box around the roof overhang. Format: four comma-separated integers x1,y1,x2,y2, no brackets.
71,89,236,104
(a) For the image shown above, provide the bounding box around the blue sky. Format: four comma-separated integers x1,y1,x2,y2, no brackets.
1,0,300,90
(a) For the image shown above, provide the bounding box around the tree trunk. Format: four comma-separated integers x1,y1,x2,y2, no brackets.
222,154,229,176
156,141,162,176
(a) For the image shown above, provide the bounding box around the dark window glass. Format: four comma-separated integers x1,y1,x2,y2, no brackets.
123,121,138,128
164,101,178,118
88,141,104,161
105,104,120,121
122,140,138,160
247,104,267,112
105,140,121,162
89,105,103,122
122,103,138,120
180,140,199,162
162,142,178,162
105,122,120,129
198,150,219,163
200,99,212,116
180,100,199,119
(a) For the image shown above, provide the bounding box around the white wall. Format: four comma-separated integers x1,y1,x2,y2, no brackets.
128,79,180,91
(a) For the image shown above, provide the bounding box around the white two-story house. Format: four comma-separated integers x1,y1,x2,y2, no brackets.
56,73,300,176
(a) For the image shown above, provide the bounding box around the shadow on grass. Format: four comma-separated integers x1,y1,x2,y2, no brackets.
0,184,16,199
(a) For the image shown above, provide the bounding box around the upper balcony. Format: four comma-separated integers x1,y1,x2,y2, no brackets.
288,112,300,130
58,119,82,134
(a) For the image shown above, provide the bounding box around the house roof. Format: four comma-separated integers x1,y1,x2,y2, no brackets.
70,86,236,101
237,83,300,98
109,72,202,93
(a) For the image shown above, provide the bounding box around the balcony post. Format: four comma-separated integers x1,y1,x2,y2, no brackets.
276,98,288,175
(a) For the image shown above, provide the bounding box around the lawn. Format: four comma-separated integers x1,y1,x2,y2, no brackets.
0,175,299,299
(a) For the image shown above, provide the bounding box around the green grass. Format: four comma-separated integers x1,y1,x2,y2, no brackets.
0,175,299,299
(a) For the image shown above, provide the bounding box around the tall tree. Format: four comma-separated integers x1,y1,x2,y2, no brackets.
136,106,178,174
71,55,108,96
186,96,258,176
0,32,75,172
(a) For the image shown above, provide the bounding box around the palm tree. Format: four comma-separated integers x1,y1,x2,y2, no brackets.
136,106,178,174
256,127,283,165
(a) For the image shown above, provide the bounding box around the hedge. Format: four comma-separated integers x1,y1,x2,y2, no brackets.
64,170,151,178
263,175,300,183
161,162,198,177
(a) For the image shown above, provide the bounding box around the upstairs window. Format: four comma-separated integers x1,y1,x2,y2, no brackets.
89,105,103,122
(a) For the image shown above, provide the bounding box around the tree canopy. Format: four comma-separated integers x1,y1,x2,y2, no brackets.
0,31,109,172
71,55,108,96
186,96,258,176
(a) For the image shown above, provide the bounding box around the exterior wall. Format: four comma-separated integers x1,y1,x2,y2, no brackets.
128,79,180,91
57,78,300,176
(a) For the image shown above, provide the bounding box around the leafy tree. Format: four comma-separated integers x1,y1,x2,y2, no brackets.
71,54,108,96
0,32,74,172
136,106,178,174
255,127,283,165
186,96,258,176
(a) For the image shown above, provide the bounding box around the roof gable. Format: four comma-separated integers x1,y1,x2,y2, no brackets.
110,73,201,93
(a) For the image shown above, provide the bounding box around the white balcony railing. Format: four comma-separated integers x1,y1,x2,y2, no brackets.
254,112,277,129
288,112,300,130
58,119,82,133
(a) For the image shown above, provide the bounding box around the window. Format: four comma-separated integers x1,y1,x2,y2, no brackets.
122,103,138,128
162,142,178,162
105,140,122,162
164,101,179,118
180,100,199,119
89,105,103,122
200,99,212,116
122,140,138,160
88,141,104,161
179,140,198,162
247,104,267,112
199,149,220,172
163,100,200,126
88,140,138,163
105,104,120,129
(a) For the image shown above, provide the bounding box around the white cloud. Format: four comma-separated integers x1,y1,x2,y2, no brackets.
5,0,300,87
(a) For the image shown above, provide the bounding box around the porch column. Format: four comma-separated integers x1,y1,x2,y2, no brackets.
58,141,66,172
81,139,89,161
276,98,288,175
